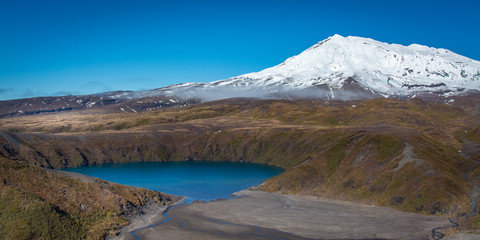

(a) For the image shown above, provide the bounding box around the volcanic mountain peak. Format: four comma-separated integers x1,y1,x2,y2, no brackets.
228,34,480,98
129,35,480,101
2,35,480,118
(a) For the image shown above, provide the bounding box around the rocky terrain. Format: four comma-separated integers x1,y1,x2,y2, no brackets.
136,190,452,240
0,92,198,118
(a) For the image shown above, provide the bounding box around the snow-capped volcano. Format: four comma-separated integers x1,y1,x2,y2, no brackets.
119,34,480,100
238,34,480,96
3,35,480,118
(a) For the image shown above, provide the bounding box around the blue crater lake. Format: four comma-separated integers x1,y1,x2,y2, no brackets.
63,161,284,201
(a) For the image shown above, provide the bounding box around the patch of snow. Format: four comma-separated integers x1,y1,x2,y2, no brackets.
126,106,137,113
86,101,96,108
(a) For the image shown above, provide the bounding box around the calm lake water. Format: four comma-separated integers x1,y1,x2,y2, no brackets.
63,161,284,201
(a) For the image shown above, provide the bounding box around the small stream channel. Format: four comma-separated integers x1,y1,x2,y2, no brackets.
131,197,194,240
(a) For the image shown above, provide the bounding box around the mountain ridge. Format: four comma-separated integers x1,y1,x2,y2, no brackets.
155,34,480,100
1,35,480,118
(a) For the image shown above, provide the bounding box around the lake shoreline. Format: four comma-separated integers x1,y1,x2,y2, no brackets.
107,196,189,240
129,190,461,240
51,168,478,240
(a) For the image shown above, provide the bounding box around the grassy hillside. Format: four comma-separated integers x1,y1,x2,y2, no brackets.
0,186,84,240
0,97,479,232
0,157,178,239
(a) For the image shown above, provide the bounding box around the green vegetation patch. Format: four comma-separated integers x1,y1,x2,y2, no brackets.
471,214,480,230
114,122,130,130
0,186,85,240
325,138,348,175
374,135,402,160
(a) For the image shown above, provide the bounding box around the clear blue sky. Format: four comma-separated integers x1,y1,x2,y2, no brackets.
1,0,479,100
